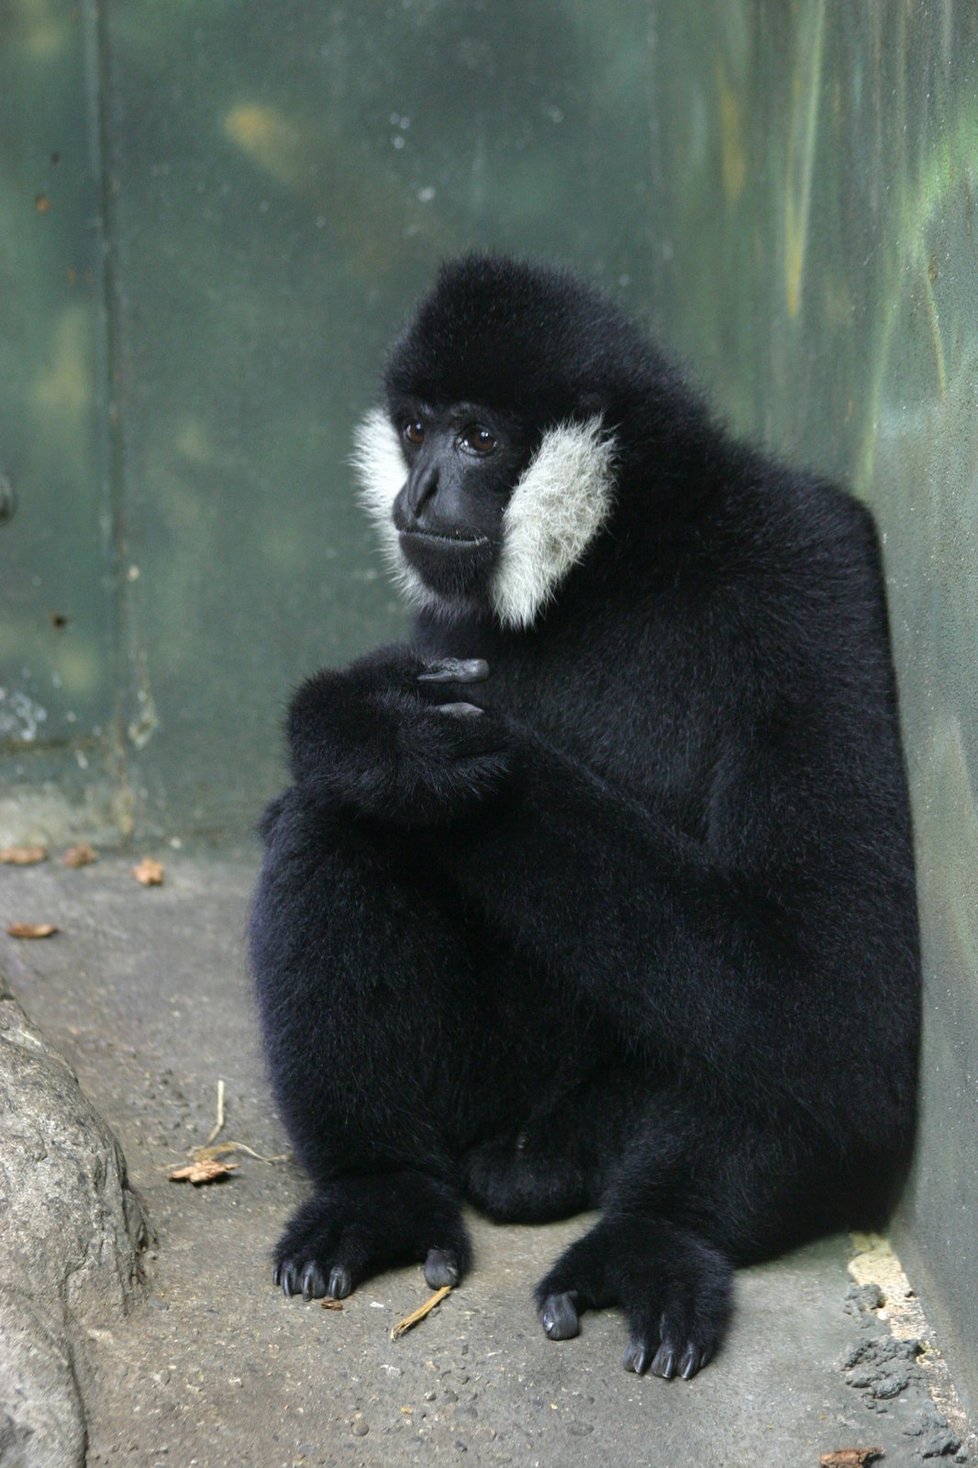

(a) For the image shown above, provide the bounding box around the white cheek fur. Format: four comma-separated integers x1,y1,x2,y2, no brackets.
492,416,616,629
351,409,617,629
350,408,436,612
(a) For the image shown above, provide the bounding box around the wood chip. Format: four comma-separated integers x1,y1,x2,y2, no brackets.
820,1450,884,1467
63,843,97,868
6,922,59,939
0,845,47,865
132,857,164,886
390,1285,452,1340
320,1298,344,1311
169,1158,238,1185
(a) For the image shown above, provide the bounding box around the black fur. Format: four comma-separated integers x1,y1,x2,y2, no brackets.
250,255,920,1376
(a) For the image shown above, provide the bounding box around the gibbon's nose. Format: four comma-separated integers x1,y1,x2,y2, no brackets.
407,462,439,519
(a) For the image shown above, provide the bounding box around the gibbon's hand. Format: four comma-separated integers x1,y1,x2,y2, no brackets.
285,646,510,824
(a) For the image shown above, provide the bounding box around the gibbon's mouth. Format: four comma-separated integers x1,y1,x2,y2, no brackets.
398,526,496,598
398,528,490,549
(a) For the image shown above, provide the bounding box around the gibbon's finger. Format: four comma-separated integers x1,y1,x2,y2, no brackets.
417,658,490,685
433,702,484,718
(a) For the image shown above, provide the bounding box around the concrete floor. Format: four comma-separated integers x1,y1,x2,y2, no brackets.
0,852,970,1467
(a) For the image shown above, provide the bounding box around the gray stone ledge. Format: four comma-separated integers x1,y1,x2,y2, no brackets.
0,976,147,1468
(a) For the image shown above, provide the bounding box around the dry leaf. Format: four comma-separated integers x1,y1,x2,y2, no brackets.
63,843,97,868
0,846,48,866
320,1298,344,1311
6,922,59,939
169,1158,238,1185
820,1450,884,1467
133,857,164,886
390,1285,452,1340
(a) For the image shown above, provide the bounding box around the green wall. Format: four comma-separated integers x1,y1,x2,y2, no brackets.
1,0,976,1409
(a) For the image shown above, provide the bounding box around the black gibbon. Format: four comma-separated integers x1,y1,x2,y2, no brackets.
250,255,920,1378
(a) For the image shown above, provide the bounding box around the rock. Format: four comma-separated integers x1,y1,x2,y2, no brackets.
842,1332,920,1398
0,1292,85,1468
843,1282,885,1318
904,1401,960,1458
0,976,147,1466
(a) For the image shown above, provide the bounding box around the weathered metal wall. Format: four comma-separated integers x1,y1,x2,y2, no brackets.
0,4,122,841
0,0,975,1403
641,3,978,1411
2,0,676,840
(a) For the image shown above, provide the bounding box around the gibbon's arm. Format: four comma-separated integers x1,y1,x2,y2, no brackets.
431,716,912,1118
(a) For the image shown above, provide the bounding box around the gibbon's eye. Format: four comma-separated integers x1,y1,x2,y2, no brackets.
461,424,497,456
403,419,425,447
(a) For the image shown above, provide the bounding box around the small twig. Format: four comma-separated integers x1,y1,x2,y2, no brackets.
202,1078,225,1147
390,1285,452,1341
188,1140,290,1164
171,1080,290,1169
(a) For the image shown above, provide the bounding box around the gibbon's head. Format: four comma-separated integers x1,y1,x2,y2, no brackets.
351,254,649,630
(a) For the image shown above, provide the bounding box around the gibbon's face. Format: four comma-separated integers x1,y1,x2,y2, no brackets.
353,400,617,630
389,401,531,604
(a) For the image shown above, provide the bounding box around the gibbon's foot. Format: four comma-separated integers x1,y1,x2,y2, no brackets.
272,1172,471,1301
423,1247,461,1288
533,1217,731,1378
274,1257,351,1301
539,1290,581,1340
